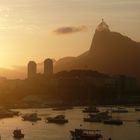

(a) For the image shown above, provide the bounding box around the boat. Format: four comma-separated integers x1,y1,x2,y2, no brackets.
52,106,73,111
70,128,103,140
13,129,24,138
135,107,140,111
84,111,112,122
22,113,41,122
46,115,68,124
0,108,19,118
104,119,123,125
83,106,100,113
111,107,128,113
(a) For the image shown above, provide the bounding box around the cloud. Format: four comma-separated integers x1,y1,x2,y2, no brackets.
54,25,87,35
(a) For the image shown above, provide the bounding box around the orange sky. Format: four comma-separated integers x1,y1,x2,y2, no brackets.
0,0,140,69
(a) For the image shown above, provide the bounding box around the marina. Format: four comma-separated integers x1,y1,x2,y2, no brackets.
0,107,139,140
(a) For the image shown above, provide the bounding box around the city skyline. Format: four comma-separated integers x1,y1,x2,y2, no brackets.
0,1,140,140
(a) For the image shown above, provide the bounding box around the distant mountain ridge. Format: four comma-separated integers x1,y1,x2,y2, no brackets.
54,29,140,77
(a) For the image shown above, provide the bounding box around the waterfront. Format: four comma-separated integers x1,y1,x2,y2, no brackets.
0,107,140,140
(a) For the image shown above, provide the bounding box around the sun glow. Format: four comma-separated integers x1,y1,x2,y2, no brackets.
0,0,139,78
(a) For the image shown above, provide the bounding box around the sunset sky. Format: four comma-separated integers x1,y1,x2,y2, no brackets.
0,0,140,69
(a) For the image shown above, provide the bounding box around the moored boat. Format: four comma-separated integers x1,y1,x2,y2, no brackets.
22,113,41,122
111,107,128,113
83,106,100,113
13,129,24,138
137,119,140,123
70,128,103,140
135,107,140,111
104,119,123,125
46,115,68,124
52,106,73,111
0,108,19,118
84,111,112,122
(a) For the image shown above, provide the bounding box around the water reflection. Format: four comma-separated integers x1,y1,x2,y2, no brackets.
0,107,139,140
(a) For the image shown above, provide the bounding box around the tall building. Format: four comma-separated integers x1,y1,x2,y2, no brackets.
27,61,37,79
44,58,53,77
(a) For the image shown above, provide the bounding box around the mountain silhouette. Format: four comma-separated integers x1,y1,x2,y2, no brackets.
54,20,140,77
1,20,140,79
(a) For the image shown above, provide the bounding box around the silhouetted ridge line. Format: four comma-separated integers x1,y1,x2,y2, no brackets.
54,20,140,78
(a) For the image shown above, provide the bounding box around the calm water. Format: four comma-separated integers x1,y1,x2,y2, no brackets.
0,107,140,140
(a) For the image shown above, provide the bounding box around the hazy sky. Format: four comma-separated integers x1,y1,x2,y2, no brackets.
0,0,140,69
